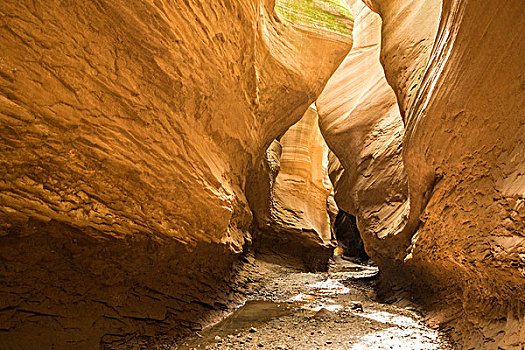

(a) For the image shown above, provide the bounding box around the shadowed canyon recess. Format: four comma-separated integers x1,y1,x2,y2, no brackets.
0,0,524,349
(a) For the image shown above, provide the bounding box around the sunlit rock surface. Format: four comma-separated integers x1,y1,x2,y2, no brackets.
254,106,336,270
362,0,440,122
316,0,408,266
364,0,525,348
2,0,523,348
0,0,351,348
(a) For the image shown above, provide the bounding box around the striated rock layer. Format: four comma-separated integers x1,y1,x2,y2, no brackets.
254,106,336,271
317,0,408,267
0,0,351,348
362,0,525,348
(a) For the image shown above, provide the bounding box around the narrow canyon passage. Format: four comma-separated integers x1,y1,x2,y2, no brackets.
173,256,453,350
0,0,524,349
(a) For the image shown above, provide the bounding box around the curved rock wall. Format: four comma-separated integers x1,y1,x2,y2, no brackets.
316,0,409,266
363,0,525,348
3,0,522,348
0,0,351,348
255,106,336,270
364,0,441,121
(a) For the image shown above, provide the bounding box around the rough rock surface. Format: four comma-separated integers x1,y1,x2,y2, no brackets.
364,0,525,348
2,0,523,348
0,0,351,348
254,106,336,271
316,0,409,266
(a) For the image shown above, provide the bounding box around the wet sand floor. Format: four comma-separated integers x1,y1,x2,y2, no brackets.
176,257,454,349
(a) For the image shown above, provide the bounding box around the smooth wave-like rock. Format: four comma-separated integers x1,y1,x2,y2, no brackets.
2,0,523,348
364,0,525,347
317,0,408,266
254,106,336,270
0,0,351,348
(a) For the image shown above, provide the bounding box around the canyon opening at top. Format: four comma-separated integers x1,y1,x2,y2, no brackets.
0,0,523,349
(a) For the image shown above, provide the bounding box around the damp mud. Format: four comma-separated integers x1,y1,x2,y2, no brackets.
175,256,454,349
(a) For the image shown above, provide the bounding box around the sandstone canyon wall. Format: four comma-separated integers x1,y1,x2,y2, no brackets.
361,0,525,348
0,1,351,348
316,0,409,267
1,0,524,348
318,0,525,347
254,106,336,270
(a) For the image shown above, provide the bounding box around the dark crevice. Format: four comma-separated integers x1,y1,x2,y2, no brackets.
334,210,369,260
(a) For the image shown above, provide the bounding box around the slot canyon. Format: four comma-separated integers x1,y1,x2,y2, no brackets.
0,0,524,348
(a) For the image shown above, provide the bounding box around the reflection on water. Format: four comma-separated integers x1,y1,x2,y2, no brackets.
178,300,293,349
176,259,451,349
212,300,293,332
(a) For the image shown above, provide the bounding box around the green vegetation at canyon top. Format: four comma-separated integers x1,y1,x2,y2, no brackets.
275,0,354,36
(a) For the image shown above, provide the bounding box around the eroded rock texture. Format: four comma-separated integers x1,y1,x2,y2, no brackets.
316,0,408,267
0,0,350,348
254,106,336,271
363,0,525,348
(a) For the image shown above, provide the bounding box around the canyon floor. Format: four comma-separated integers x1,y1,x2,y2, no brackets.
166,256,455,350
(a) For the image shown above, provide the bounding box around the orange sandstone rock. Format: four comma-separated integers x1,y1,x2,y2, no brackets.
0,0,350,348
317,0,408,264
255,106,336,270
364,0,525,347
